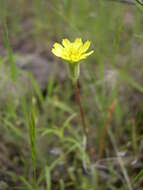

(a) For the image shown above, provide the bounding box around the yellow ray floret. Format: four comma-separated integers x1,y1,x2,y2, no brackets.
52,38,94,63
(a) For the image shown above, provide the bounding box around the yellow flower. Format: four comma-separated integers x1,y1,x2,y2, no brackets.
52,38,94,63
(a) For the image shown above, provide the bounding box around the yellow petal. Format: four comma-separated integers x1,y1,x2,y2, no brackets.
52,42,64,57
74,37,82,43
80,50,94,59
62,39,71,48
51,38,94,62
80,40,91,53
73,38,83,48
53,43,63,50
52,48,61,57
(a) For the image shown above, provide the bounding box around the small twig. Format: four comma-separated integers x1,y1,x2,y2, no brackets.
108,0,143,6
108,0,135,5
98,100,116,160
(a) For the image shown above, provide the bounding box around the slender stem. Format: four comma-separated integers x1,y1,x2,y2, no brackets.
74,80,88,144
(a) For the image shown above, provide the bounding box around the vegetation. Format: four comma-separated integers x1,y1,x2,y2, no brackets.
0,0,143,189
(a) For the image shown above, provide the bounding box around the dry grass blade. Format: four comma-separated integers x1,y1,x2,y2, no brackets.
98,100,116,160
108,129,133,190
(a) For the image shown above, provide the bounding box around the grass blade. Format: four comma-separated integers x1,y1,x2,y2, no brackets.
2,17,17,80
28,106,37,182
45,166,51,190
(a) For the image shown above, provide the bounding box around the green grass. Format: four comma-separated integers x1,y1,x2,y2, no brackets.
0,0,143,189
2,17,17,80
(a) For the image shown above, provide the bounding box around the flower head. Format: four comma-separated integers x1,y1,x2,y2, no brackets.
52,38,94,63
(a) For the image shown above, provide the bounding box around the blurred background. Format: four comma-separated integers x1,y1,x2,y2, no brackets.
0,0,143,189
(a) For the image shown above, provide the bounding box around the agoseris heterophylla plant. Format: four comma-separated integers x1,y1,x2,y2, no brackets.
52,37,94,154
